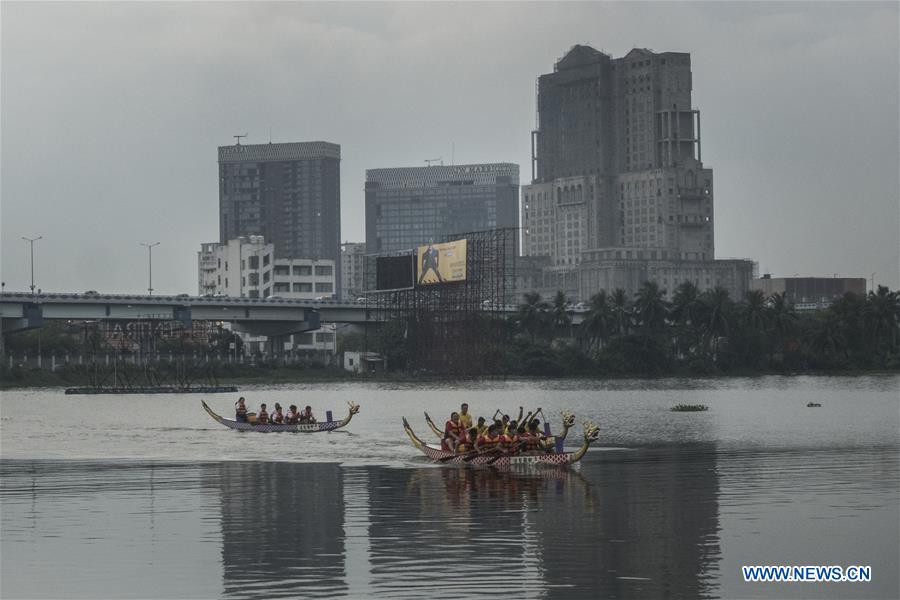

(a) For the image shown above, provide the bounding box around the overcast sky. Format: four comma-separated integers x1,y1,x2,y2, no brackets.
2,1,898,295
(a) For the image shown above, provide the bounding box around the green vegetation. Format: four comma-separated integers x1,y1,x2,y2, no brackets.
496,283,899,377
2,284,898,387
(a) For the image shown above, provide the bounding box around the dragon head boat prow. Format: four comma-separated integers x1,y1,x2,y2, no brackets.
570,420,601,463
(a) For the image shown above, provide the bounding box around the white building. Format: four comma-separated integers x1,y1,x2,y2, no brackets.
197,236,335,300
198,236,337,355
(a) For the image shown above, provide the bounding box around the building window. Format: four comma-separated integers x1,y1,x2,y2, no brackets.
293,265,312,276
293,282,312,293
248,256,259,269
315,265,333,276
263,271,270,283
263,254,271,266
273,265,290,276
273,282,290,293
316,282,333,293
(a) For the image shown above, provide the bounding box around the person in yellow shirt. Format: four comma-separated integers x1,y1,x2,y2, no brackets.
458,403,473,430
475,416,488,438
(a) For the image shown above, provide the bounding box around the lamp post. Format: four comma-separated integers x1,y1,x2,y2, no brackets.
21,236,42,294
140,242,160,295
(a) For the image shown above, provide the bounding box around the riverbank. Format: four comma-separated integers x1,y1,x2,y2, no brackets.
2,362,896,391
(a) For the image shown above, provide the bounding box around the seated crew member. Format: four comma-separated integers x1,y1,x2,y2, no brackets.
457,427,475,453
258,403,269,424
235,397,248,422
522,420,543,453
272,403,284,424
501,414,511,434
301,406,316,424
458,403,473,430
501,421,520,454
287,405,300,424
475,423,500,453
442,412,464,453
475,416,488,438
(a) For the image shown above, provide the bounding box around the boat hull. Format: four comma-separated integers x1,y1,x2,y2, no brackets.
202,401,350,433
417,443,579,468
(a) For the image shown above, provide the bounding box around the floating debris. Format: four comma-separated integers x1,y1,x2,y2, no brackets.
670,404,709,412
806,402,822,407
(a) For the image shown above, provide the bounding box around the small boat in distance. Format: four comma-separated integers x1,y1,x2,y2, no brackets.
201,400,359,433
402,416,601,469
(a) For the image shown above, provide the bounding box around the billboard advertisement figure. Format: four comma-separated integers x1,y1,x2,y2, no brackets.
418,244,444,285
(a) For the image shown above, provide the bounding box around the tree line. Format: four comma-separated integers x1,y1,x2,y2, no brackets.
505,282,900,376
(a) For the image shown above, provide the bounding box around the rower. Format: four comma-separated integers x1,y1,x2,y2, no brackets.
258,403,269,424
459,403,473,430
235,397,248,422
301,406,316,424
287,405,300,424
475,417,488,438
272,403,284,424
501,421,521,454
475,423,500,452
442,412,464,453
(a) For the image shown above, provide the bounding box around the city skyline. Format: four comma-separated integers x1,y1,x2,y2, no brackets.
2,2,898,294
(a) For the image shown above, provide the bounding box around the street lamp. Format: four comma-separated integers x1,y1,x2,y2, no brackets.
140,242,160,295
21,236,42,294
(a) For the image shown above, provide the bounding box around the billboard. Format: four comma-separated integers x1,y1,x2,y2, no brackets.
375,254,416,291
416,239,467,286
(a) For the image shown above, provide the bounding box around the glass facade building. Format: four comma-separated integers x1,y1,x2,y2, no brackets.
365,164,519,253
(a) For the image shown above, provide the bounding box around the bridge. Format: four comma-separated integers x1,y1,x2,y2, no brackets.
0,291,374,337
0,290,586,344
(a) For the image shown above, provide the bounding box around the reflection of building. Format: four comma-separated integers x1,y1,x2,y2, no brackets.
365,163,519,253
532,446,721,598
340,242,366,300
214,462,348,598
198,236,335,300
751,275,866,310
521,45,754,300
218,141,342,295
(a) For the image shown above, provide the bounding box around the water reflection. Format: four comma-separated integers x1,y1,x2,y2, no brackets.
213,462,347,599
4,443,898,599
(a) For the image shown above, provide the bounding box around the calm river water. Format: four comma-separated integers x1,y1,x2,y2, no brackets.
1,376,898,599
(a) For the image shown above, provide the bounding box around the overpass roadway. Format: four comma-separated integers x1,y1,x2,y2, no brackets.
0,291,585,339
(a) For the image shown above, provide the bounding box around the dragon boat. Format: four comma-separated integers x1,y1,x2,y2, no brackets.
424,409,577,450
402,416,600,469
201,400,359,432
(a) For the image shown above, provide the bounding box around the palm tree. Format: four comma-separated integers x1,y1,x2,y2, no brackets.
550,290,572,335
701,287,734,358
518,291,549,343
742,289,769,333
670,281,702,359
633,281,668,332
769,292,798,357
864,286,900,356
581,290,612,352
609,288,631,335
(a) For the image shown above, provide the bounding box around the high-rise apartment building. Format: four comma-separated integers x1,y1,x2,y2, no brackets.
218,141,342,294
340,242,366,300
522,45,752,300
365,163,519,253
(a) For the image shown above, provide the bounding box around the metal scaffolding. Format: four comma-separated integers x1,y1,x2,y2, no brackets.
365,228,517,376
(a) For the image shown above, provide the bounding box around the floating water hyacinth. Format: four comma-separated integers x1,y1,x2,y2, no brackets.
670,404,709,412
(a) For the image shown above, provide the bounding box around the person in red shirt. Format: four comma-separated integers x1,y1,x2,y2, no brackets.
257,403,269,424
442,412,465,452
271,403,284,424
